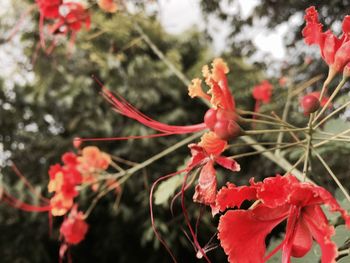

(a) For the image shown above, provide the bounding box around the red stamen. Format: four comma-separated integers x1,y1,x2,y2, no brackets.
150,169,188,263
180,172,212,263
3,192,51,212
11,163,50,204
78,132,176,142
92,76,206,135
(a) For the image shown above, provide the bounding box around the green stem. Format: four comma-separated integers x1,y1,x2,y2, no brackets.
101,132,202,183
237,109,295,128
283,153,306,176
244,128,307,135
239,117,290,127
314,128,350,148
229,140,305,159
314,100,350,129
313,150,350,203
276,85,293,155
302,114,314,180
239,136,313,183
134,23,191,87
312,78,347,125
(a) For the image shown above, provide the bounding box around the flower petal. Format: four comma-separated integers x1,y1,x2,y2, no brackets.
199,132,227,156
303,206,338,263
255,175,296,208
291,216,313,258
216,183,257,212
218,205,288,263
187,143,207,168
215,156,240,172
193,161,217,205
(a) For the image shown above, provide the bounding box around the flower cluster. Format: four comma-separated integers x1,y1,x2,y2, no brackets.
48,146,111,216
35,0,90,52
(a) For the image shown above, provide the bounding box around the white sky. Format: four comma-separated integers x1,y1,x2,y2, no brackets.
157,0,288,60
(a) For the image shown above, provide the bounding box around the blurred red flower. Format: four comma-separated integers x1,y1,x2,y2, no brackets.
302,6,350,82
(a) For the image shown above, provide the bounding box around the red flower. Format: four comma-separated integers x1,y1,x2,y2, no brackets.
252,80,273,104
188,132,240,208
36,0,62,19
302,6,350,82
216,175,350,263
189,58,240,140
48,152,83,216
51,2,91,34
60,206,88,245
91,59,240,142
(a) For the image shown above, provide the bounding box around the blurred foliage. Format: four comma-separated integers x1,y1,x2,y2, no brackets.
0,0,350,262
200,0,350,57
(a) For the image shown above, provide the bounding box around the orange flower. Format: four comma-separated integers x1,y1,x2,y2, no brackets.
50,193,74,216
78,146,110,175
97,0,118,13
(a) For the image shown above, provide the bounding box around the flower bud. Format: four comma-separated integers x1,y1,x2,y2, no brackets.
216,109,238,122
204,109,217,131
214,120,241,141
73,137,82,149
301,94,320,114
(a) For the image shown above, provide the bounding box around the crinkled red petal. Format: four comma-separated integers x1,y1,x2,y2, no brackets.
256,175,295,208
216,183,257,212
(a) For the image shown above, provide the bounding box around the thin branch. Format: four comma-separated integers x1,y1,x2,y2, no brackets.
313,150,350,203
314,100,350,129
313,78,347,125
229,140,305,159
276,85,293,155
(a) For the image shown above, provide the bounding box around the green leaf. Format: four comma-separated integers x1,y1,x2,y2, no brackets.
332,225,350,247
323,119,350,134
338,256,350,263
154,173,184,205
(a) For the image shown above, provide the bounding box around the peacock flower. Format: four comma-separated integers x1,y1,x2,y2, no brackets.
188,132,240,208
36,0,62,19
94,58,239,142
216,175,350,263
50,193,74,216
59,206,89,259
302,6,350,84
189,58,240,140
48,152,83,216
50,2,91,34
78,146,111,189
60,206,89,245
252,80,273,104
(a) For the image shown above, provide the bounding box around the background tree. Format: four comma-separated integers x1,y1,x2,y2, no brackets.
0,0,349,262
